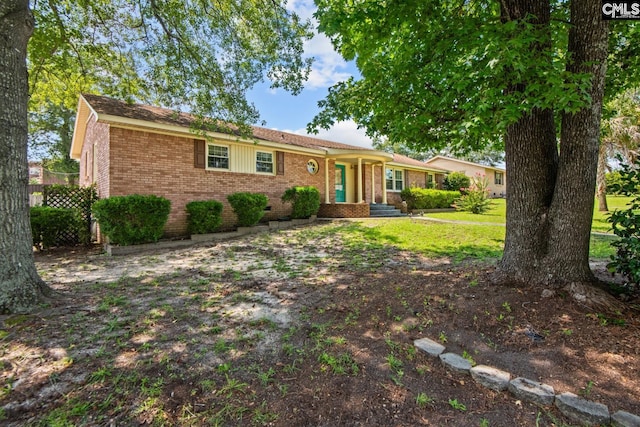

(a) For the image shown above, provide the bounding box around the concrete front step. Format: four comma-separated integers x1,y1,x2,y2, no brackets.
369,204,406,217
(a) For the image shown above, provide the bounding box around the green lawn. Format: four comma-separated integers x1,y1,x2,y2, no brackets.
422,195,634,233
591,195,634,233
360,196,631,262
347,217,615,262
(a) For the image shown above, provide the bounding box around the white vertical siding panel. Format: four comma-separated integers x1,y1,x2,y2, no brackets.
231,145,255,173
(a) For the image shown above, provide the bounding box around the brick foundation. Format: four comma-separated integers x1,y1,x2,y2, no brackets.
318,203,370,218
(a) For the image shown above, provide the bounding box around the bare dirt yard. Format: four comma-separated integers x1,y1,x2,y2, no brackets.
1,221,639,426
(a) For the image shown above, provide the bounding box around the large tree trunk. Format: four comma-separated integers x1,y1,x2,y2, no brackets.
0,1,52,313
497,0,610,294
544,0,608,281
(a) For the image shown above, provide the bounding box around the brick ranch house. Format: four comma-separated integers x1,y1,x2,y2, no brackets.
70,94,448,237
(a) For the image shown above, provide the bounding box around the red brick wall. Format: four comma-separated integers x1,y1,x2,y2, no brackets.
103,127,328,236
318,203,369,218
406,170,428,188
80,117,110,198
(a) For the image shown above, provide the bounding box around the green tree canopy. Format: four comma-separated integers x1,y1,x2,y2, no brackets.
29,0,313,122
310,0,640,303
310,1,639,147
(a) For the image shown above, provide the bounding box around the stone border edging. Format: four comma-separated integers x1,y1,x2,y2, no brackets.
414,337,640,427
105,216,317,255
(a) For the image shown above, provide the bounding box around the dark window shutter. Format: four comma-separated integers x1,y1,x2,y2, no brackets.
194,139,205,169
404,170,409,187
276,151,285,175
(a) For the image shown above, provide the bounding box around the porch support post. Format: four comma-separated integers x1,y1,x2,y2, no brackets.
381,161,388,204
357,158,363,203
324,158,330,204
370,164,376,204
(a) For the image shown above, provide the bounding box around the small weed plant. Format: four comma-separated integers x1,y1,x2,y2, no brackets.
415,392,434,407
448,398,467,411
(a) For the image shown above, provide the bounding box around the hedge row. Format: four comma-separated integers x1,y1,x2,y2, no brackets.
400,187,461,210
77,186,321,246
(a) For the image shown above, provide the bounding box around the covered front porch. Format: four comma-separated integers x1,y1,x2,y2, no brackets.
316,149,398,218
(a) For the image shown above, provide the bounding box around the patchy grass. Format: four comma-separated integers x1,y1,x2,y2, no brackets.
3,221,637,426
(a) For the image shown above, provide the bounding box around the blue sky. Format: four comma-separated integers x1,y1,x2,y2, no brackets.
246,0,375,149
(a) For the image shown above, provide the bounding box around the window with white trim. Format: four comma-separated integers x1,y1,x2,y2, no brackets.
386,168,404,191
256,151,274,173
207,144,229,169
495,171,504,185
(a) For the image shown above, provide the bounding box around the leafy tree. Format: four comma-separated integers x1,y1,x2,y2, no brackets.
597,90,640,211
28,104,78,184
607,160,640,291
310,0,637,303
1,0,311,313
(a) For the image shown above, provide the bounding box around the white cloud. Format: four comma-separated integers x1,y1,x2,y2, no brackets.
286,0,352,89
304,35,352,89
285,0,316,20
284,120,374,149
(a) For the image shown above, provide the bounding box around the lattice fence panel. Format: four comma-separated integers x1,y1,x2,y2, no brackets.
43,185,99,247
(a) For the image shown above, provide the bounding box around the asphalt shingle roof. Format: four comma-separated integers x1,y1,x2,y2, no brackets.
82,94,374,152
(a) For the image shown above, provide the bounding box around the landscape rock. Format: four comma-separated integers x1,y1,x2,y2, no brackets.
470,365,511,391
508,377,555,406
541,289,555,298
414,337,445,357
439,352,472,374
612,410,640,427
555,392,610,426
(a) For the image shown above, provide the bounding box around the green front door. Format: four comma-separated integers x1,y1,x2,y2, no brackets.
335,164,346,202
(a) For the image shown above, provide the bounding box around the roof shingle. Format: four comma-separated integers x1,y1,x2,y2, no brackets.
82,94,373,152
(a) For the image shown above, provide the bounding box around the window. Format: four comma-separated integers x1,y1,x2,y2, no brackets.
256,151,274,173
386,168,404,191
207,144,229,169
495,171,504,185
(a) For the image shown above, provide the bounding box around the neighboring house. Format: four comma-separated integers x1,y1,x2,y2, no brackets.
70,94,447,237
425,156,506,197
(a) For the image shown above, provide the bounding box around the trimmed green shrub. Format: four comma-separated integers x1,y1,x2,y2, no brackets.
400,187,461,210
186,200,223,234
454,174,492,214
443,171,470,192
281,186,321,219
607,161,640,289
31,206,84,250
92,194,171,245
227,192,268,227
